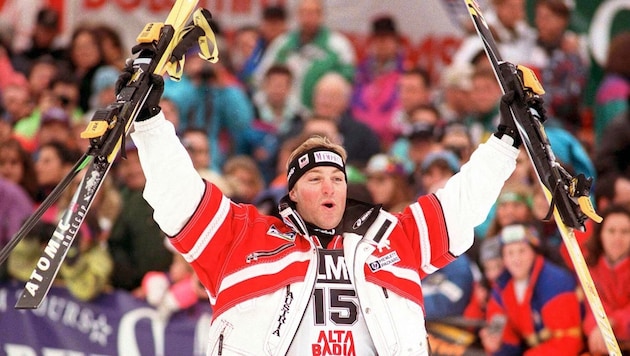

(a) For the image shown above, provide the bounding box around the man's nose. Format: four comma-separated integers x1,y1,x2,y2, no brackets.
321,178,334,194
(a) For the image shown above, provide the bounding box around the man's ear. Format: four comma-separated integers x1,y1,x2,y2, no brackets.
289,188,297,202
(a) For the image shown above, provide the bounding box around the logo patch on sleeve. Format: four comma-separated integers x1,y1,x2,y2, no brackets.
267,225,296,242
368,251,400,272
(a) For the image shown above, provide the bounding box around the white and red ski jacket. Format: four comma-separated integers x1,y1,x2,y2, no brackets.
130,112,518,355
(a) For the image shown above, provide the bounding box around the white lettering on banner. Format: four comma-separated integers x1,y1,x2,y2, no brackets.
4,344,37,356
4,344,111,356
588,0,630,65
117,307,211,355
14,293,113,347
0,287,7,312
313,151,343,167
118,308,166,355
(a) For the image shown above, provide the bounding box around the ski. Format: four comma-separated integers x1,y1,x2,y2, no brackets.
2,0,219,309
463,0,622,354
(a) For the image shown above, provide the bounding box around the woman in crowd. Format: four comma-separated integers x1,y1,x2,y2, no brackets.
480,223,583,355
583,204,630,355
0,138,38,200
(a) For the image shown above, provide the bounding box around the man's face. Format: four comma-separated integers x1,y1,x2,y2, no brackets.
290,166,347,229
399,74,430,112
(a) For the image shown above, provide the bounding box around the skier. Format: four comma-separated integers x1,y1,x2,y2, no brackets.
125,71,521,355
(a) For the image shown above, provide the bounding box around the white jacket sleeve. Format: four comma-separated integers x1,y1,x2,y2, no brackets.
435,136,519,256
130,112,206,236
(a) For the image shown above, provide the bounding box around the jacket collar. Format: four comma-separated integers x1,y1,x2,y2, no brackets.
278,195,382,237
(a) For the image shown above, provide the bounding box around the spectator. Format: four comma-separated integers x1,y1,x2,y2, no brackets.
25,55,58,104
7,217,113,302
282,72,381,168
2,83,35,128
583,205,630,354
479,223,583,355
108,142,173,291
454,0,536,66
17,75,83,148
94,24,126,70
67,25,106,113
33,141,80,203
423,253,475,321
529,0,588,134
231,5,287,94
11,7,66,75
440,121,474,165
163,52,254,171
351,15,408,148
390,67,434,137
139,253,201,320
259,5,289,46
253,64,301,136
255,0,356,109
364,154,414,213
464,236,503,322
222,155,265,204
249,65,299,182
180,127,233,196
231,25,262,94
594,98,630,182
0,176,33,249
420,149,461,194
594,31,630,145
464,68,503,145
391,104,443,175
0,138,39,200
436,62,474,124
485,183,535,239
36,107,76,149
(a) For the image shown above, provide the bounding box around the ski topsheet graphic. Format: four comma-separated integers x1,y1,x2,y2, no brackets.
463,0,621,354
0,0,219,309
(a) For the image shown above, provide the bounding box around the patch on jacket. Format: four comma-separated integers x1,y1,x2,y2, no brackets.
368,251,400,272
352,207,374,230
267,225,296,242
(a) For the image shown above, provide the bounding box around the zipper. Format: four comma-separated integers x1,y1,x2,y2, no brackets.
246,242,294,263
285,241,319,352
217,334,223,355
382,287,389,299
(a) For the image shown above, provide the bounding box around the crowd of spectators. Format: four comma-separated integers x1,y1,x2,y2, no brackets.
0,0,628,354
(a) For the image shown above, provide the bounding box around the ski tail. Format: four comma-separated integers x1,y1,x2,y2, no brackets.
463,0,622,354
10,0,219,309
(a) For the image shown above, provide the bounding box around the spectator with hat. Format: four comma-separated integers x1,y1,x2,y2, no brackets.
36,106,75,148
391,103,443,178
479,223,583,355
420,149,461,194
351,14,409,148
364,153,414,213
12,7,66,75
